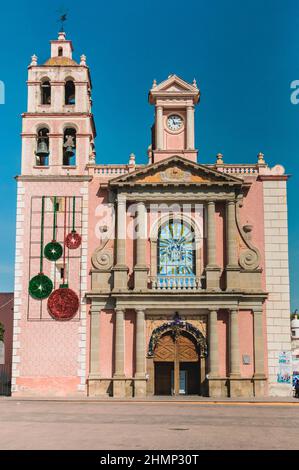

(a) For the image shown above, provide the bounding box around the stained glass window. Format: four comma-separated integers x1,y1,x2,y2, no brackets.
158,220,195,282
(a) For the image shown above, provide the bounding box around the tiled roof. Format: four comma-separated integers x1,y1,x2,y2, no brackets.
44,57,78,66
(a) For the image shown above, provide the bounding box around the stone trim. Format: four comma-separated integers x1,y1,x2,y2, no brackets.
109,155,244,186
11,182,26,392
16,176,92,182
263,180,292,396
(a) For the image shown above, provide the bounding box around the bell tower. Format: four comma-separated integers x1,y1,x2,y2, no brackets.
22,31,96,176
148,74,200,163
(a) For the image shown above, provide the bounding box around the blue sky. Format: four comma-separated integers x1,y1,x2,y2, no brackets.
0,0,298,310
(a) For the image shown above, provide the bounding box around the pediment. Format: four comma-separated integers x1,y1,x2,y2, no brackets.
109,156,244,187
149,75,200,104
154,75,196,93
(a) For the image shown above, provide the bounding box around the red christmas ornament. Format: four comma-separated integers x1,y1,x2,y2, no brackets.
65,230,82,250
47,287,79,321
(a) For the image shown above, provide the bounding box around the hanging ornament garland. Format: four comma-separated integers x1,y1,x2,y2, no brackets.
29,196,53,300
65,196,82,250
44,196,63,262
48,197,80,321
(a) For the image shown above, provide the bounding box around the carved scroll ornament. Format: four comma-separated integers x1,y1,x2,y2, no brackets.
236,199,261,271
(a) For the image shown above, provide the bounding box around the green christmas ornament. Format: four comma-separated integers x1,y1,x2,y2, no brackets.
44,241,63,261
29,274,53,300
29,197,53,301
44,196,63,262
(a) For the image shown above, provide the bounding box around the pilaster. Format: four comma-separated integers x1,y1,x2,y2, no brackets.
156,106,164,150
186,106,195,150
134,308,147,397
134,202,148,290
208,309,222,398
113,308,126,398
206,201,221,289
113,195,129,290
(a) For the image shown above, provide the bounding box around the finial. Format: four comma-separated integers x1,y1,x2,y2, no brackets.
58,31,66,40
30,54,38,66
129,153,136,166
193,78,198,88
257,152,266,165
152,79,157,88
80,54,87,66
216,153,224,165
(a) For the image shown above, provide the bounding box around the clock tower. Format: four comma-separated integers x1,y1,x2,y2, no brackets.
148,74,200,163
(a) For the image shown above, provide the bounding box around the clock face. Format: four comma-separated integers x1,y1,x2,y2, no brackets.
167,114,183,131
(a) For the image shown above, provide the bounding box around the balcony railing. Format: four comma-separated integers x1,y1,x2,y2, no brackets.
152,276,201,291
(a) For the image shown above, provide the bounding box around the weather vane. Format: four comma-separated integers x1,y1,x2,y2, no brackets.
57,8,69,32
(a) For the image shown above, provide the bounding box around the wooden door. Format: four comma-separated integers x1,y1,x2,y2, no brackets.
154,363,173,395
177,333,199,362
154,332,201,396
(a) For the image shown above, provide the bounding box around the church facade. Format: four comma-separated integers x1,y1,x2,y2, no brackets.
12,33,292,398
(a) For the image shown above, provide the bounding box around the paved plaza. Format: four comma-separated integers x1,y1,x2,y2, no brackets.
0,399,298,450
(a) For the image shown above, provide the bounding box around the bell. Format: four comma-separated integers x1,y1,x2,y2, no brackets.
64,146,75,158
36,139,49,157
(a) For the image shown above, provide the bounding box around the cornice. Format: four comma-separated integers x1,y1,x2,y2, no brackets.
15,175,92,182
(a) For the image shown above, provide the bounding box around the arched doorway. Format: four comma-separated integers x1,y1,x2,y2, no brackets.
154,331,201,395
147,317,208,396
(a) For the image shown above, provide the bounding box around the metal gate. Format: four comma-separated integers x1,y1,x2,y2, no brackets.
0,364,11,396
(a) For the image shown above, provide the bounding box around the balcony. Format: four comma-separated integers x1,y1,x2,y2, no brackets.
152,275,201,291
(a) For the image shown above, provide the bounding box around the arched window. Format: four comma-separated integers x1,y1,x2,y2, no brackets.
58,47,63,57
35,127,50,166
63,128,76,166
41,79,51,105
157,219,195,288
65,80,75,105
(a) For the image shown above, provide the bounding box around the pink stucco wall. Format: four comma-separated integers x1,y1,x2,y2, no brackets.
238,310,254,377
16,181,87,396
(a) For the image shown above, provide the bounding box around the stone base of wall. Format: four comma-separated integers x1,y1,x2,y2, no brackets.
13,377,83,397
208,377,267,398
268,383,293,397
208,378,228,397
88,378,147,398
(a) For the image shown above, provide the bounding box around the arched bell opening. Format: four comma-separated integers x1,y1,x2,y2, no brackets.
40,78,51,105
63,128,76,166
35,127,50,167
65,79,76,105
148,319,208,397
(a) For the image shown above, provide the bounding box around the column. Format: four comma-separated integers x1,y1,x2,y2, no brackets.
116,195,127,266
207,201,217,266
113,195,128,290
135,309,146,378
208,310,219,377
134,202,148,290
114,309,125,377
186,106,195,150
225,200,239,289
206,201,220,289
89,308,101,379
253,308,265,377
156,106,164,150
229,309,240,377
253,307,266,397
